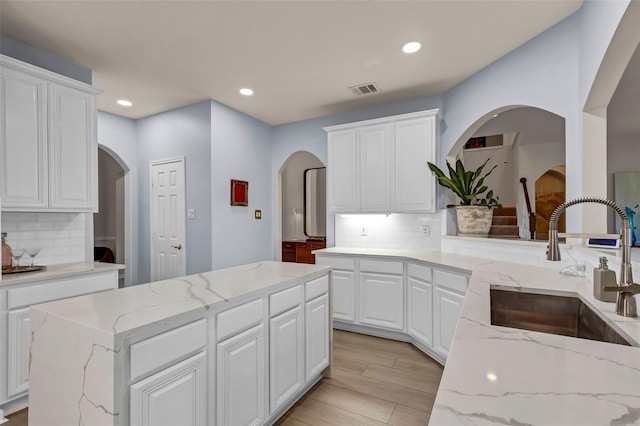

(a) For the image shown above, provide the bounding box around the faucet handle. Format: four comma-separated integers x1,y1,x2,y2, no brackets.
603,283,640,294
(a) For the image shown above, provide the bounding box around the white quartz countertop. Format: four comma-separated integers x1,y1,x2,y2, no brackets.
0,261,124,286
31,261,329,336
314,247,640,425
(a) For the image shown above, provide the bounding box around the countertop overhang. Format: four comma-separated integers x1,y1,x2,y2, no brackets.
0,261,125,286
314,247,640,425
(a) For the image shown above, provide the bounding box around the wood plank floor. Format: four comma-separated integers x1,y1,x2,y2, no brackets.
276,329,443,426
5,330,442,426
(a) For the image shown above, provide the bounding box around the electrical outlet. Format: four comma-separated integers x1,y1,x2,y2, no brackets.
361,225,367,236
187,209,196,219
422,225,430,236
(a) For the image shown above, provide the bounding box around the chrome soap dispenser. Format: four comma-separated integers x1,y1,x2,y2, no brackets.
594,256,617,302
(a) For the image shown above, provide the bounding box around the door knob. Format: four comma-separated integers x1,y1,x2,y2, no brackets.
171,244,183,250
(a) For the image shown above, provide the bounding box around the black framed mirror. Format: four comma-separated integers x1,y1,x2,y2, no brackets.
303,167,326,240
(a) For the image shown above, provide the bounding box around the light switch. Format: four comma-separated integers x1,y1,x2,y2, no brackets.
187,209,196,219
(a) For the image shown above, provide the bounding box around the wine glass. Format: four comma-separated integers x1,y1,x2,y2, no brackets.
26,248,41,267
11,249,25,269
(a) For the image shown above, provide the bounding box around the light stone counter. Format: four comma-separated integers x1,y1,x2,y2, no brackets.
314,247,640,425
28,261,330,426
0,261,124,286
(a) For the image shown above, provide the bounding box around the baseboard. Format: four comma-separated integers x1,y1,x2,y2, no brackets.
0,395,28,417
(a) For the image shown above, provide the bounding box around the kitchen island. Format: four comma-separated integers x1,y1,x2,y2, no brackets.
28,261,331,426
314,247,640,425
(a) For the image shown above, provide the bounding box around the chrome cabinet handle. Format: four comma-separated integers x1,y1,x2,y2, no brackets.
171,244,183,250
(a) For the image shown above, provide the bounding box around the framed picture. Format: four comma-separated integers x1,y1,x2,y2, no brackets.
230,179,249,206
464,137,486,149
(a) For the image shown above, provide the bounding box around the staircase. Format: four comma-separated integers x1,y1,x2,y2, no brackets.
489,206,519,239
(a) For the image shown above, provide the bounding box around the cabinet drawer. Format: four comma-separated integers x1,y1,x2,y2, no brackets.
408,263,432,282
217,298,263,341
360,259,403,275
270,285,302,317
306,275,329,301
130,319,207,383
316,256,355,271
7,271,116,309
434,269,468,294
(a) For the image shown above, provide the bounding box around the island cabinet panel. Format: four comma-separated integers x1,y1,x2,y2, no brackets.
270,306,304,413
217,323,267,426
130,351,207,426
305,293,330,381
7,309,29,398
433,287,464,358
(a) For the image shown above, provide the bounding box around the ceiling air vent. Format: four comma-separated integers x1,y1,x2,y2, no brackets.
349,82,380,96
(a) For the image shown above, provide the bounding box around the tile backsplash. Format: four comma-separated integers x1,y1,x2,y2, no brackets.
1,212,87,266
335,213,442,250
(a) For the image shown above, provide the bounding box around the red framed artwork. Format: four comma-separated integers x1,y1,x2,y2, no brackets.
230,179,249,206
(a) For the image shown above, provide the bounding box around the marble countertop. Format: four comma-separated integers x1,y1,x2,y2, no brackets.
314,247,640,425
31,261,329,336
0,261,124,286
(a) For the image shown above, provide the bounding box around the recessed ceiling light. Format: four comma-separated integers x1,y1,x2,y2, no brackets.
402,42,421,54
117,99,133,107
239,88,254,96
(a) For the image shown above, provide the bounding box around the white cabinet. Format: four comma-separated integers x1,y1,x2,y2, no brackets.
0,55,100,212
48,83,97,210
0,67,48,208
360,124,390,212
408,277,433,347
217,323,266,426
130,351,207,426
305,294,330,381
359,272,404,331
327,129,358,212
7,308,29,398
393,117,437,212
332,270,356,322
269,306,304,413
433,269,468,358
325,109,439,214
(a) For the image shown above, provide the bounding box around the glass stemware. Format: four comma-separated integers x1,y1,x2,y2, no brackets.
11,249,25,269
26,248,41,267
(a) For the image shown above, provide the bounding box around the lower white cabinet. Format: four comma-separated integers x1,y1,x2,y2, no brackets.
332,270,356,322
433,286,465,358
217,323,266,426
408,277,433,347
130,351,207,426
359,272,404,331
305,294,330,381
7,308,29,398
270,306,304,413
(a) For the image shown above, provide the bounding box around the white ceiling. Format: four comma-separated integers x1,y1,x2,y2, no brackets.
1,1,584,125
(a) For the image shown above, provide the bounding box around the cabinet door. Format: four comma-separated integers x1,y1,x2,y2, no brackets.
217,323,266,426
393,116,437,213
7,308,30,398
332,270,356,322
433,286,464,358
327,129,358,212
0,68,48,209
48,82,97,210
130,351,207,426
408,277,433,347
360,124,390,212
270,306,304,414
282,241,297,262
305,294,329,381
359,272,404,330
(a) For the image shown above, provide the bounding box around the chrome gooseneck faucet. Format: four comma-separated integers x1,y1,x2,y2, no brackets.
546,197,639,317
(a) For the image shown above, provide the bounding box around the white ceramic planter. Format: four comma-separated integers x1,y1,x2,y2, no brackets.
456,206,494,236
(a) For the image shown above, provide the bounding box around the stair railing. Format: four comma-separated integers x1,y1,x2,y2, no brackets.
520,177,536,239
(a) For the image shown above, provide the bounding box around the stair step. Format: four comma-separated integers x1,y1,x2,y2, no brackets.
491,216,517,226
489,225,520,236
493,206,517,217
488,235,521,239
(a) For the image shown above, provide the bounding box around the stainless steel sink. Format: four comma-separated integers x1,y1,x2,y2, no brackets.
490,288,633,346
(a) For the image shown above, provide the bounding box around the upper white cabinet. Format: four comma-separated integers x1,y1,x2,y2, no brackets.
325,109,439,214
0,55,100,212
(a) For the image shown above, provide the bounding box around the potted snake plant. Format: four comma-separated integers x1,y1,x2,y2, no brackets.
428,158,502,236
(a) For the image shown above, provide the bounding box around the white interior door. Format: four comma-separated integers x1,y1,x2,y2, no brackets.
150,158,186,281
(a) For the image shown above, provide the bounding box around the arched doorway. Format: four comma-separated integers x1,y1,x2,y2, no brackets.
535,167,566,240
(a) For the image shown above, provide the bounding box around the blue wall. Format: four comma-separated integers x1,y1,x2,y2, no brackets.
0,35,92,84
137,101,212,284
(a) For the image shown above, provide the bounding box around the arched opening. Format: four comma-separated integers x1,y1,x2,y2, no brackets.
277,151,325,261
95,145,131,286
535,167,566,241
448,106,566,240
